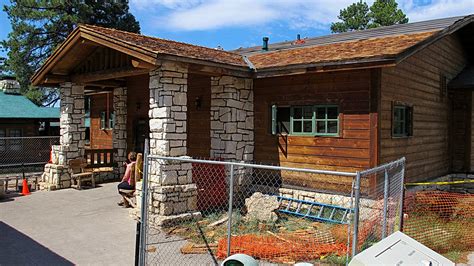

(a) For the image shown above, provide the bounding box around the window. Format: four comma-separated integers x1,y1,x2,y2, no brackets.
315,106,339,135
100,111,115,130
291,106,314,134
392,105,413,137
271,104,339,136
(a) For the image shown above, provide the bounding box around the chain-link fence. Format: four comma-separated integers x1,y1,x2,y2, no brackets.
0,136,59,174
137,141,405,265
350,159,405,256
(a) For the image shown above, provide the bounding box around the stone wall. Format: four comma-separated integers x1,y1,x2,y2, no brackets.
210,76,254,197
59,82,86,164
113,87,128,176
147,61,200,225
210,75,254,162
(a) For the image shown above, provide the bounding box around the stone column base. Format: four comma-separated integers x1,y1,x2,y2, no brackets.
132,182,202,226
41,163,71,190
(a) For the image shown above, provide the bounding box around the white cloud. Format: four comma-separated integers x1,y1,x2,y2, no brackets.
399,0,474,22
130,0,473,31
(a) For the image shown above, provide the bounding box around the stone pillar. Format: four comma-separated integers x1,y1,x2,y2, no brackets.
41,82,85,190
148,60,200,225
113,87,127,176
210,76,254,162
59,82,86,163
210,76,254,197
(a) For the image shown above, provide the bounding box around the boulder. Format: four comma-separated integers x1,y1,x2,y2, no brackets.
244,192,280,222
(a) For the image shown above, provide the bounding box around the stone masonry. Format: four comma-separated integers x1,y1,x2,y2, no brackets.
210,75,254,162
210,76,254,197
147,60,200,225
59,82,86,163
113,87,127,176
41,83,86,190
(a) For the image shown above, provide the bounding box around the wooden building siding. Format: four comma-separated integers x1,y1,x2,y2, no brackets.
253,70,376,192
471,92,474,171
187,74,211,158
451,90,471,172
380,34,468,182
89,93,113,149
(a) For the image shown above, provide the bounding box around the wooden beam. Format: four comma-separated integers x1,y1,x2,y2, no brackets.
131,59,155,69
71,66,150,83
44,74,69,84
81,39,98,46
188,63,253,78
84,80,126,88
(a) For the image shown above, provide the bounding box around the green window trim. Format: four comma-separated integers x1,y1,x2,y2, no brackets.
272,104,340,137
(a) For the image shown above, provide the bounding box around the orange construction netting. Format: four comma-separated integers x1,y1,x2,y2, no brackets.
216,232,347,264
403,190,474,253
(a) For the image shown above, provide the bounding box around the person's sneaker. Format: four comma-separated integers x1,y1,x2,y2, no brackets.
117,201,125,206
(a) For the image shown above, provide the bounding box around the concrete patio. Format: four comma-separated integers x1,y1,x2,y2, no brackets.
0,182,136,265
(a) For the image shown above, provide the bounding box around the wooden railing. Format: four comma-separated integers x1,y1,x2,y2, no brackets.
84,149,116,168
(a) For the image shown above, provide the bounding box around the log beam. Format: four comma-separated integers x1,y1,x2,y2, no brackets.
71,66,149,83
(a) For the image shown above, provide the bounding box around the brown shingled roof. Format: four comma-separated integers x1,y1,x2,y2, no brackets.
80,24,247,67
247,31,438,70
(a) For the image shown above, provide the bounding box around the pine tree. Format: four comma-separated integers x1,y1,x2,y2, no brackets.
369,0,409,28
331,0,408,33
1,0,140,106
331,1,370,33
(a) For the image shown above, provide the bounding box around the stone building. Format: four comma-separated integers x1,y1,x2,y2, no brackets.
32,16,474,221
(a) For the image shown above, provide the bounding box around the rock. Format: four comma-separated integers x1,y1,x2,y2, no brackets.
244,192,280,222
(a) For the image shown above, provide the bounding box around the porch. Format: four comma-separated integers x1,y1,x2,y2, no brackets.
32,25,254,221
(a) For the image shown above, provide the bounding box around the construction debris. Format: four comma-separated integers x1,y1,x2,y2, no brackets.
244,192,280,222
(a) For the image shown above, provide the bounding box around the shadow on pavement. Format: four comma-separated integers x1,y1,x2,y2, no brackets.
0,222,73,265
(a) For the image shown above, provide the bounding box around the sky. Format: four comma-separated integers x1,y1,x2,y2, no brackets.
0,0,473,59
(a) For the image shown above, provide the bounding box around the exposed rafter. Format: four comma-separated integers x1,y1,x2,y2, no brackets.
71,66,149,83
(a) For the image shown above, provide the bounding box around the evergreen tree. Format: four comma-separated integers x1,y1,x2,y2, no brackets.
331,1,370,33
369,0,409,28
331,0,408,33
1,0,140,106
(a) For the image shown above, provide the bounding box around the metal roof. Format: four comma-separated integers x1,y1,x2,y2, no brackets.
236,16,466,56
0,91,60,119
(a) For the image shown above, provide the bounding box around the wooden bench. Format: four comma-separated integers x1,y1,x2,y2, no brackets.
69,158,95,190
119,153,143,207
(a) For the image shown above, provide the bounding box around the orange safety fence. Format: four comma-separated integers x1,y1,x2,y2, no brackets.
403,190,474,253
216,233,347,264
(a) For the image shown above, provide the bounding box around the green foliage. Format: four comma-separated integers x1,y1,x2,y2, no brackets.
1,0,140,105
331,0,408,33
369,0,409,28
331,1,370,33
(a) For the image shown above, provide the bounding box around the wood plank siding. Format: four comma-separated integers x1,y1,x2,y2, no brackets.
187,74,211,158
380,34,468,182
253,70,377,192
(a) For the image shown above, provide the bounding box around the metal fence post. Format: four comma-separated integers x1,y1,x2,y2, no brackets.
382,168,389,239
351,171,361,257
398,159,406,232
226,164,235,258
138,139,150,266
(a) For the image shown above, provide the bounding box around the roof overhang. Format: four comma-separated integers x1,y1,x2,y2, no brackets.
31,27,158,86
31,27,252,86
449,65,474,90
